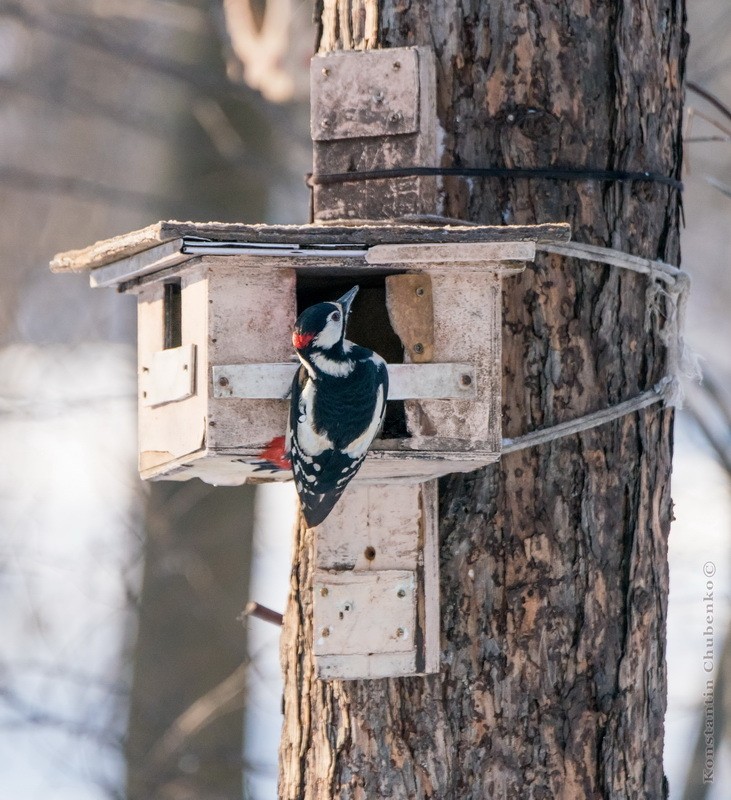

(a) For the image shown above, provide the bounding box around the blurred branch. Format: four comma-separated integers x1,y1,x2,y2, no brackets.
0,686,124,747
0,75,176,140
242,601,284,626
222,0,295,102
705,176,731,201
0,165,182,211
2,1,270,112
684,370,731,477
143,661,247,771
688,82,731,127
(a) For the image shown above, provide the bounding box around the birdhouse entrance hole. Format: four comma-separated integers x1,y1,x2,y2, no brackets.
296,272,411,440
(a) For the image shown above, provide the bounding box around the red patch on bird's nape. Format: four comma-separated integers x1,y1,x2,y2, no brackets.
257,436,292,470
293,331,315,350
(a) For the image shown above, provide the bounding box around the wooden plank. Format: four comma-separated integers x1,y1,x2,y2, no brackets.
51,221,571,273
369,240,535,265
419,479,440,674
211,362,476,400
313,570,416,656
312,482,439,679
316,653,417,680
312,46,437,221
207,264,296,451
140,343,196,407
137,269,209,470
88,240,191,288
50,221,169,272
394,271,503,451
311,49,420,140
385,274,434,362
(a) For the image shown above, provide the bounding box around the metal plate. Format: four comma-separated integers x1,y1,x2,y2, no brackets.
311,48,420,141
313,570,416,656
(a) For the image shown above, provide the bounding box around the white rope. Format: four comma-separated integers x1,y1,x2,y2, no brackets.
537,241,683,284
536,240,699,409
501,377,674,454
498,240,698,452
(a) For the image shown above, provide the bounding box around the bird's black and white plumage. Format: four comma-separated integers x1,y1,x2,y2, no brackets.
288,286,388,527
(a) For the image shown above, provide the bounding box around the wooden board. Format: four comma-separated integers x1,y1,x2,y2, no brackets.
312,481,439,679
140,344,196,407
211,362,476,400
311,46,438,221
50,220,570,273
137,269,208,472
207,263,296,451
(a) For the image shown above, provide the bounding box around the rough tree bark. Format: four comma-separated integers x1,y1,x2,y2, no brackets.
280,1,686,797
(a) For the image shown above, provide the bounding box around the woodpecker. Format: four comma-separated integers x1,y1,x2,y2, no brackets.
288,285,388,527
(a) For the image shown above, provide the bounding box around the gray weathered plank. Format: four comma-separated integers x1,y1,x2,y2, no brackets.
51,220,571,273
212,362,476,400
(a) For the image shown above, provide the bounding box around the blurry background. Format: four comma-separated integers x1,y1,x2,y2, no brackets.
0,2,728,799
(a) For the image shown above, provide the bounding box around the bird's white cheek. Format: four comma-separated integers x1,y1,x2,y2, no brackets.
312,317,342,350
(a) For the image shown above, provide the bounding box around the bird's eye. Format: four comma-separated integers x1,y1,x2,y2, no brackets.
332,311,341,322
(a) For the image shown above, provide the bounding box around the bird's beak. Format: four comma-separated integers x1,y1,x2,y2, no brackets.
336,285,359,317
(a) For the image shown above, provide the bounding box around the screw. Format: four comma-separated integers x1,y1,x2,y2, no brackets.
396,628,405,638
393,61,401,70
461,373,472,386
321,627,330,637
344,603,351,611
373,90,384,105
218,376,229,387
413,343,424,354
415,287,425,297
388,111,403,125
320,587,329,597
321,119,331,129
397,589,406,598
322,67,330,77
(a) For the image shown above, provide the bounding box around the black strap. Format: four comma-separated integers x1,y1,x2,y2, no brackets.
307,165,683,191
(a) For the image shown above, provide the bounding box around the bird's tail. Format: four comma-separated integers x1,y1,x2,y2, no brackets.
300,487,346,528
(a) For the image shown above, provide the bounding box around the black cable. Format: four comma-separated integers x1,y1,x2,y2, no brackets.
307,165,683,191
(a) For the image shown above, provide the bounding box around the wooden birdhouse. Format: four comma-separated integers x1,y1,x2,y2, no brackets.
51,219,570,679
51,42,571,681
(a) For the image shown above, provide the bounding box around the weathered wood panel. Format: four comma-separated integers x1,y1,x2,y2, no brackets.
50,221,570,273
310,481,440,680
394,270,502,452
138,269,208,472
207,262,295,451
211,362,476,400
311,46,437,220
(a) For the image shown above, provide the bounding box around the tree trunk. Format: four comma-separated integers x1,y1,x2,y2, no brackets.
280,1,685,797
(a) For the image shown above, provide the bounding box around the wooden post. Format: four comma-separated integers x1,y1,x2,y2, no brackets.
280,1,684,797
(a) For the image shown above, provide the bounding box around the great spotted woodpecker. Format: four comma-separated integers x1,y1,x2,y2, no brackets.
288,286,388,527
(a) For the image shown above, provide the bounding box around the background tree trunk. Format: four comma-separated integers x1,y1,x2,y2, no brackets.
280,1,686,797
